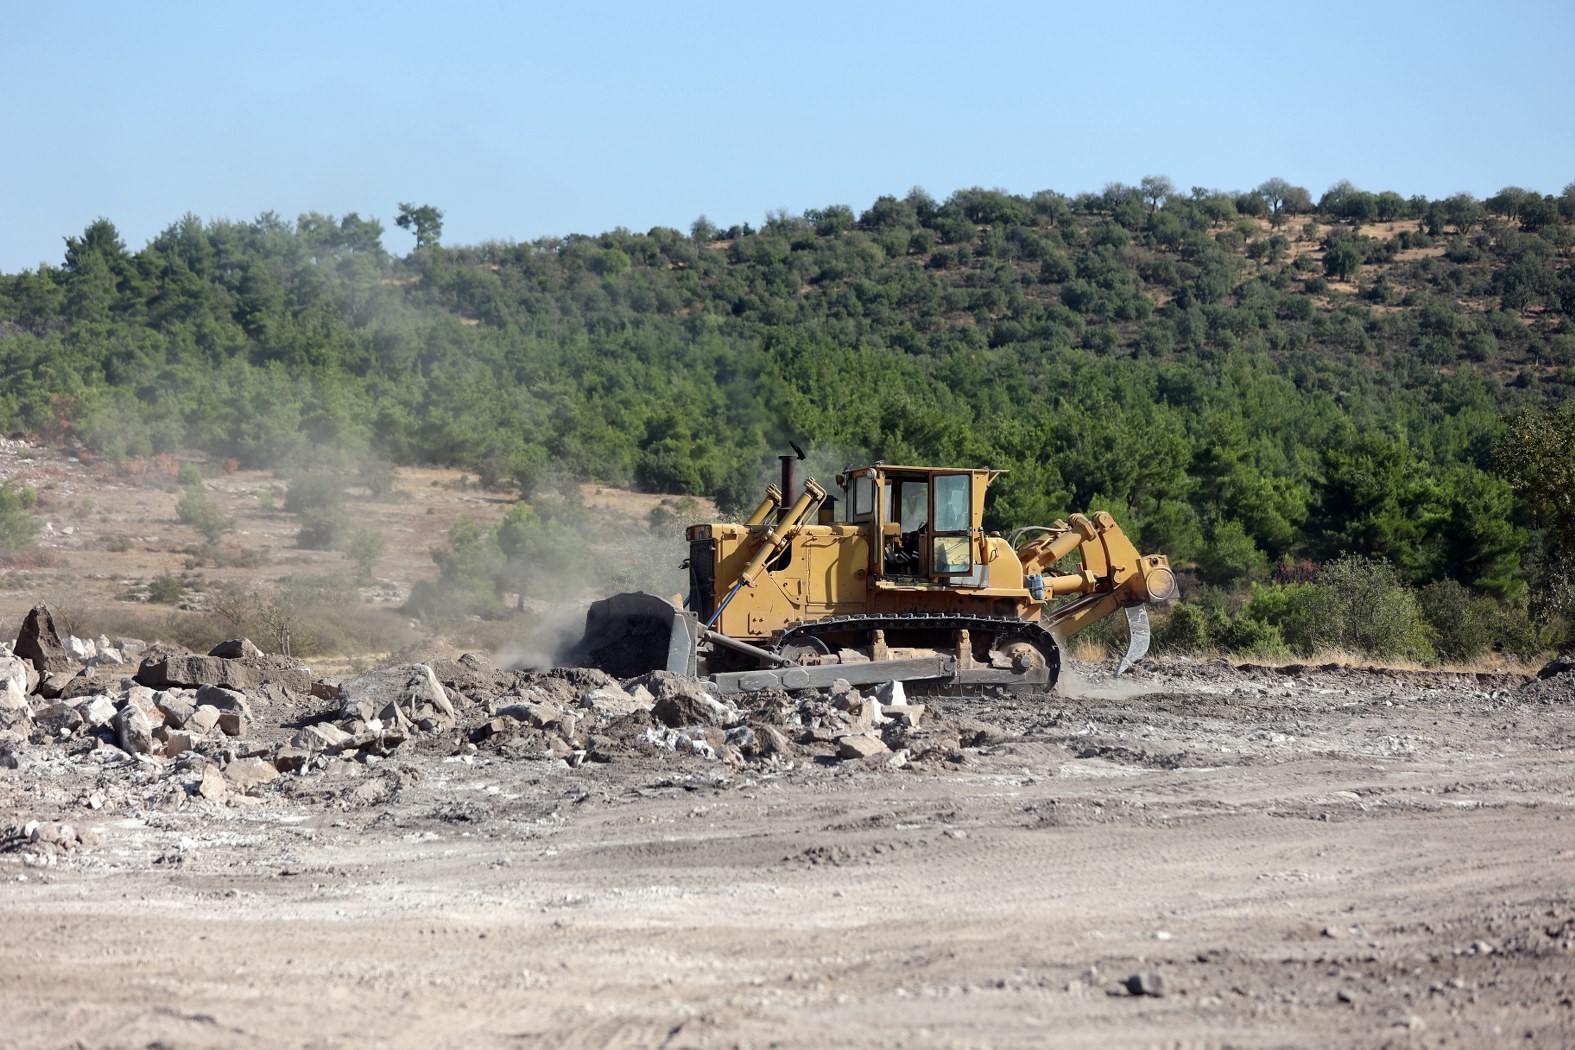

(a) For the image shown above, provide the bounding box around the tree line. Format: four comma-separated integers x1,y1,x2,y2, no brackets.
1,177,1572,657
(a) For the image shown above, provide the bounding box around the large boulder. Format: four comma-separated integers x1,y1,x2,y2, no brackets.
136,653,310,695
634,672,738,728
114,703,156,755
194,685,252,737
208,638,261,660
56,670,117,702
0,655,33,714
14,606,74,675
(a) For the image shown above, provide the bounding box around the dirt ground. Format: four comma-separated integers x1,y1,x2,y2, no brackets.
2,656,1572,1049
1,442,1573,1048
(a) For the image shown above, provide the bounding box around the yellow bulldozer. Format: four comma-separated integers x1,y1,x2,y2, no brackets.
574,458,1177,694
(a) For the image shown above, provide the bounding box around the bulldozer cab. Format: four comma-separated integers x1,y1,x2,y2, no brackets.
844,465,1000,583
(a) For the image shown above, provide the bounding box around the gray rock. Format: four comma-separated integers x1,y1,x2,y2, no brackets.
137,653,310,695
837,734,889,760
580,684,653,720
645,675,737,728
32,700,82,734
77,695,118,727
208,638,261,660
89,646,125,667
754,724,794,756
57,670,116,702
114,703,156,755
155,727,198,757
194,684,252,717
223,756,279,792
0,655,32,713
1124,971,1167,997
123,684,159,713
153,691,195,728
36,670,77,700
291,723,353,752
186,705,222,735
340,664,455,728
273,746,311,773
196,764,228,800
14,605,74,675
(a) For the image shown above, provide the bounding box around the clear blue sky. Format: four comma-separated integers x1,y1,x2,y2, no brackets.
4,0,1572,272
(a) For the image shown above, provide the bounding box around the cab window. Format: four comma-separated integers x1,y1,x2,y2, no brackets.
851,474,874,518
933,474,970,532
930,474,972,576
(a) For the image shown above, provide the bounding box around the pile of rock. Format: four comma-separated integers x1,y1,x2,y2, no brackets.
0,819,99,863
0,603,969,813
1517,653,1575,705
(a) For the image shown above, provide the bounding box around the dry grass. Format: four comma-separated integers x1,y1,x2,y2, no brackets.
1068,637,1109,663
1222,646,1546,676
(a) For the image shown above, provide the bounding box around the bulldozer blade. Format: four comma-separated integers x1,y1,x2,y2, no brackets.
1117,605,1151,676
571,592,699,679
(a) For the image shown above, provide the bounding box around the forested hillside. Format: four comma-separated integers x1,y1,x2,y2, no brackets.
2,180,1573,656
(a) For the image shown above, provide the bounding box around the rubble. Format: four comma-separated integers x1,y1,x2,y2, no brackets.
0,603,993,817
2,820,100,858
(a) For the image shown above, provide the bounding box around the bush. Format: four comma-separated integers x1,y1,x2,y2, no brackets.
1305,555,1435,662
1417,579,1496,662
344,527,387,580
406,517,507,620
1156,602,1221,653
284,474,344,514
1216,616,1290,659
297,508,349,550
1197,519,1270,586
176,485,231,545
148,571,184,604
0,481,40,553
1239,581,1321,654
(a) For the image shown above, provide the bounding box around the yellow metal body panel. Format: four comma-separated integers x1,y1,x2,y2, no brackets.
697,464,1174,648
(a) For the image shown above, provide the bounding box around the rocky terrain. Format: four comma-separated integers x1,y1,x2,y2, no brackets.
2,600,1572,1049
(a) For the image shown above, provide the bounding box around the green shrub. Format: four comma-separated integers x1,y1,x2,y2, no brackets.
148,572,184,604
284,474,344,514
0,481,40,553
1197,519,1270,587
1216,616,1290,659
176,485,230,544
1417,579,1496,662
1156,603,1220,653
1239,581,1321,654
344,527,387,580
176,463,204,488
1305,554,1435,662
297,508,349,550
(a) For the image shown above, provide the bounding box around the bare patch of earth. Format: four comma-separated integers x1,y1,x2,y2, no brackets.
3,655,1573,1049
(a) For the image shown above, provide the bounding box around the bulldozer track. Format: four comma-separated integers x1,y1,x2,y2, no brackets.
777,613,1061,696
